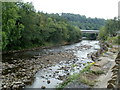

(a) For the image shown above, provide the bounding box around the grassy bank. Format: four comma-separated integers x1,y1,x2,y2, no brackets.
56,62,104,89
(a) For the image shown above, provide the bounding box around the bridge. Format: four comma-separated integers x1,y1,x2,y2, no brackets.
81,30,99,33
81,30,99,40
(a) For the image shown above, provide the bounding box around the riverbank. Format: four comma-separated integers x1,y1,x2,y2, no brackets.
2,40,82,54
57,45,119,89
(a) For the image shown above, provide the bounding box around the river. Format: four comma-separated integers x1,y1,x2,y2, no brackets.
26,40,100,88
2,40,100,89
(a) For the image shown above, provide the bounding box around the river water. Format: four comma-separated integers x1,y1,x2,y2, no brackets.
21,40,100,88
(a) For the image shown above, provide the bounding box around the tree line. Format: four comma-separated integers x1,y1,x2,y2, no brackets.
60,13,106,30
2,2,82,51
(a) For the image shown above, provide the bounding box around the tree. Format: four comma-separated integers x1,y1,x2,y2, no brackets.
98,27,107,41
2,2,82,51
2,2,24,50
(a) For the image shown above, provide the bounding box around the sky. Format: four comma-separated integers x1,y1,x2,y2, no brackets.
23,0,120,19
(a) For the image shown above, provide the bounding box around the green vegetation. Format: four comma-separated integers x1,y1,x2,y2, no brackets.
106,36,119,45
61,13,106,30
82,33,98,40
71,64,78,67
98,18,120,45
56,73,79,89
80,63,93,73
2,2,106,51
2,2,82,51
78,74,95,86
57,63,104,89
91,70,105,75
56,64,92,89
0,2,2,51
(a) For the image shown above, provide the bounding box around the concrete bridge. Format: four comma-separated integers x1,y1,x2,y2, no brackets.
81,30,99,33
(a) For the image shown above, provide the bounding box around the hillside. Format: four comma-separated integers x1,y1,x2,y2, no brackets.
61,13,106,30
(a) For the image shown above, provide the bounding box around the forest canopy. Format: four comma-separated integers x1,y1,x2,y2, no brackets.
2,2,106,51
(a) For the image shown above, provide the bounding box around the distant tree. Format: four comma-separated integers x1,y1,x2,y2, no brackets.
61,13,106,30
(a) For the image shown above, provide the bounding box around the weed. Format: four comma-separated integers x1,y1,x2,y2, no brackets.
56,73,79,89
56,62,99,89
79,75,95,86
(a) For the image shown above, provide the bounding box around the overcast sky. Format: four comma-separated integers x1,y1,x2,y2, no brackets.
23,0,120,19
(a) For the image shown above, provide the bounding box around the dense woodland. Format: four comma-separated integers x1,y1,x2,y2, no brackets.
2,2,82,51
60,13,106,30
2,2,107,51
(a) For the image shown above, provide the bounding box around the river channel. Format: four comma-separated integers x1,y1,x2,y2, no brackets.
2,40,100,88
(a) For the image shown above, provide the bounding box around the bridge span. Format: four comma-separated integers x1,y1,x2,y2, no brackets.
81,30,99,33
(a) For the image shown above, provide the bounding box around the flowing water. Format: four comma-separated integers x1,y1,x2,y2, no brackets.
23,40,100,88
2,40,100,88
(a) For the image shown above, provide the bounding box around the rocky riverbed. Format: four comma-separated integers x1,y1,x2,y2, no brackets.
2,51,76,89
1,40,101,89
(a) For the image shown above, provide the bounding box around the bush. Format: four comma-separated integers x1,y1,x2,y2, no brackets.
107,36,119,45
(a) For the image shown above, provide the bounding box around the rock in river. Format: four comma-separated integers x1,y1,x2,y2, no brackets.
47,80,50,84
41,86,46,89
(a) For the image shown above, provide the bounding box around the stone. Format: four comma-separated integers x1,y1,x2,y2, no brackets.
49,75,51,77
97,59,102,61
90,66,101,72
47,80,50,84
58,75,65,80
12,85,18,89
111,69,118,73
112,65,119,70
46,59,49,62
41,76,44,78
115,61,120,64
3,85,7,88
41,86,46,89
67,73,70,75
112,76,117,80
108,79,116,84
55,71,59,73
107,83,114,89
93,64,100,67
